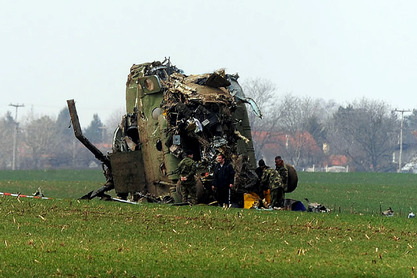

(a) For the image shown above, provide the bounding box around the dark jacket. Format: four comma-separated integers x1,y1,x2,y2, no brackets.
255,165,269,179
213,162,235,189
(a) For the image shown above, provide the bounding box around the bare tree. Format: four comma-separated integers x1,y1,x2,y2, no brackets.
275,95,331,167
22,115,56,169
242,78,334,168
105,107,125,144
0,112,15,169
241,78,280,162
326,99,397,172
402,109,417,163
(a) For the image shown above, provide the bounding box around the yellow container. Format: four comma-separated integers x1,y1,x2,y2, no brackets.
243,192,261,209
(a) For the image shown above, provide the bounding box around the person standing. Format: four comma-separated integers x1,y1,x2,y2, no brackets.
275,156,289,191
212,153,235,207
255,159,269,203
255,159,267,179
260,167,285,208
178,150,197,204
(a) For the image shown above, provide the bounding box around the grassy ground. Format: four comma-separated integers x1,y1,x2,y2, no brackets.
290,172,417,216
1,198,416,277
0,169,103,199
1,170,416,216
1,170,417,277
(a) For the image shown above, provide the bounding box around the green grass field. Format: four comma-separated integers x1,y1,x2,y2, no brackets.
1,170,417,277
1,170,416,215
290,172,417,216
0,169,103,199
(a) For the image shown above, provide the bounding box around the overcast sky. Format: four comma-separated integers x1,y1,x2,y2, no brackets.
1,0,417,127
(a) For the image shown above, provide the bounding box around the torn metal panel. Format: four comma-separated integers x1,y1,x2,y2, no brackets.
68,58,263,205
110,151,145,194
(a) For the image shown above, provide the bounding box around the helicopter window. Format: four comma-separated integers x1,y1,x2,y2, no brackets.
126,126,139,144
156,139,163,151
144,78,155,91
152,107,163,120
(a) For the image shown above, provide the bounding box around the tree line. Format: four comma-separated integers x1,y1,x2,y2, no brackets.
242,79,417,172
0,107,109,170
1,79,416,172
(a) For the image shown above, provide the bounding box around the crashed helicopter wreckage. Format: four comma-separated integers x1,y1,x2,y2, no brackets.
68,59,263,205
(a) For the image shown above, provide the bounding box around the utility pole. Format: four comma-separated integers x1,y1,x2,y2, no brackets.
394,109,411,173
9,103,24,170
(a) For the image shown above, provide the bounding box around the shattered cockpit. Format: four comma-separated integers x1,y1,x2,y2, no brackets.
69,58,261,204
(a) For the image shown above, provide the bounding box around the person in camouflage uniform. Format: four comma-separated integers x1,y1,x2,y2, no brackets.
260,167,285,208
275,156,288,191
178,150,197,204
